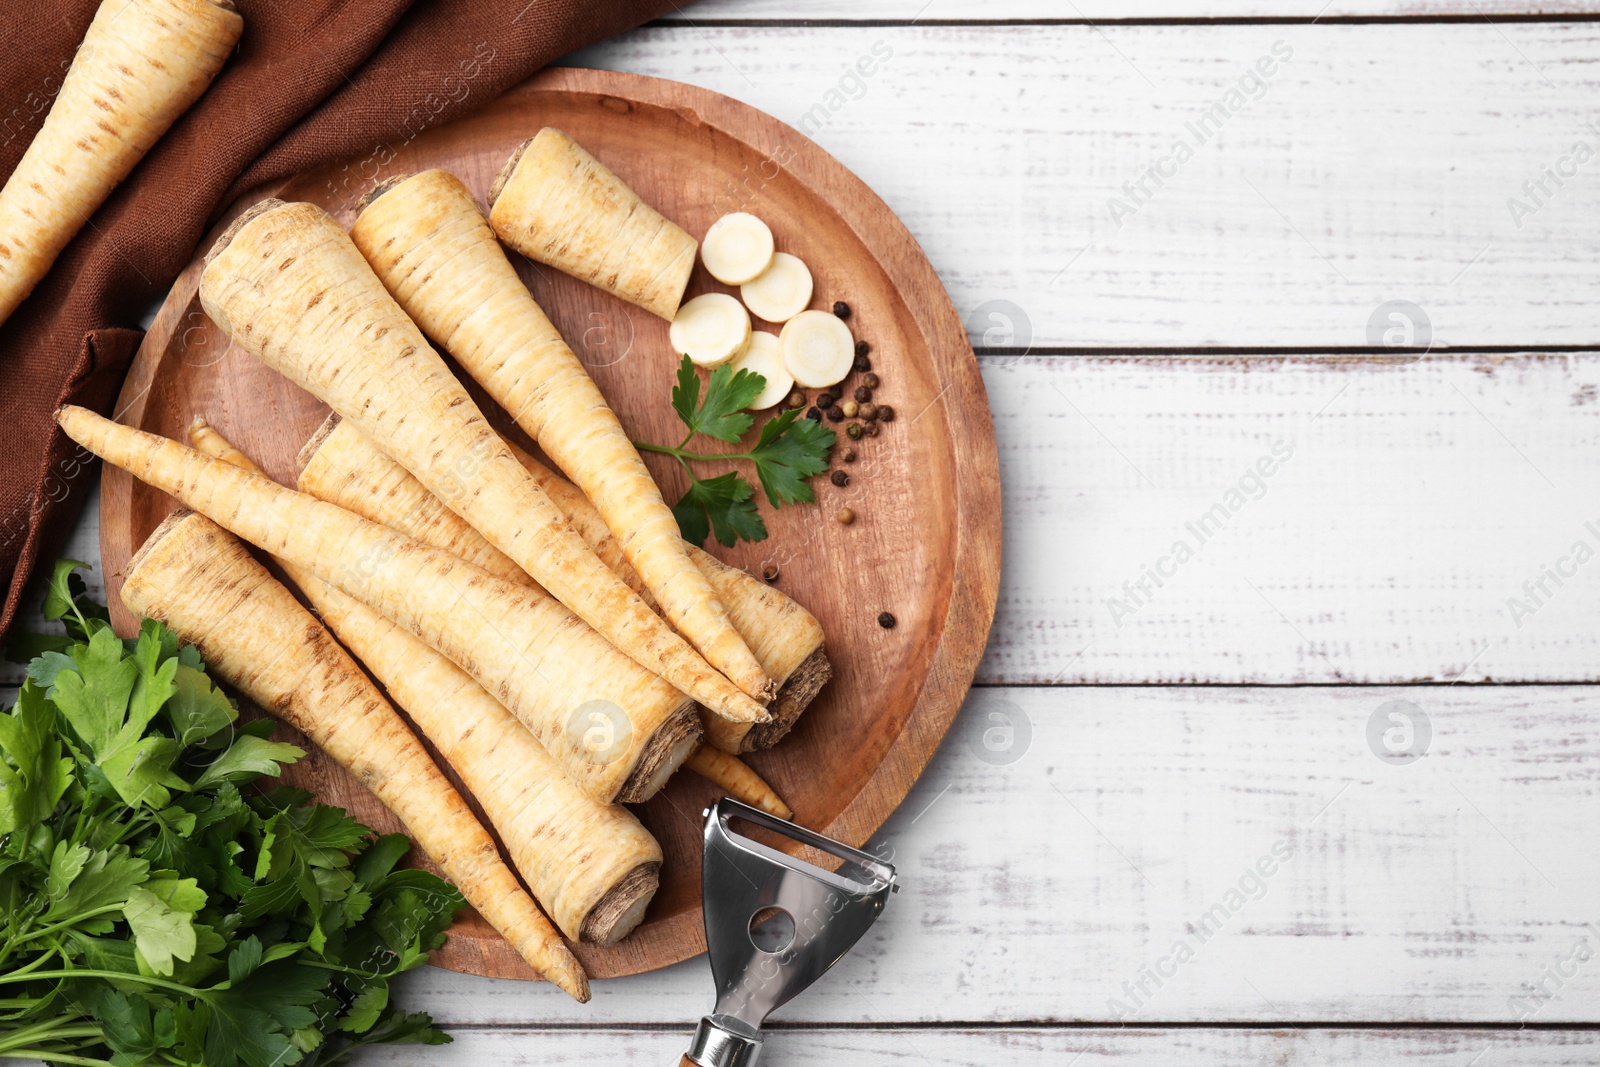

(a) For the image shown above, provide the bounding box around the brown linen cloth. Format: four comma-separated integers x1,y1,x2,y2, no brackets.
0,0,676,639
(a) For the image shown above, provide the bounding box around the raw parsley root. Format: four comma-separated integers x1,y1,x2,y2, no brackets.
55,406,708,803
0,563,464,1067
0,0,243,327
192,420,663,946
637,355,836,548
349,169,772,706
298,417,832,755
120,512,589,1001
198,198,766,726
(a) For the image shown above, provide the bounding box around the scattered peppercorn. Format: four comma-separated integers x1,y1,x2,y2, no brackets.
761,561,780,583
877,405,896,422
854,385,873,403
826,405,845,423
817,392,836,409
846,422,864,440
865,422,881,437
878,611,897,629
853,353,872,373
833,301,851,319
855,340,871,357
836,507,856,525
859,401,878,421
840,399,859,418
830,470,849,487
805,406,822,422
842,448,857,463
786,390,807,409
862,372,880,390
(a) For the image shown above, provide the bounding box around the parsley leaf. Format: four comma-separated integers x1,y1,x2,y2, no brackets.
641,354,836,546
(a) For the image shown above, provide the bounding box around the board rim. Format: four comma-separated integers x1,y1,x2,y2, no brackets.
98,65,1001,982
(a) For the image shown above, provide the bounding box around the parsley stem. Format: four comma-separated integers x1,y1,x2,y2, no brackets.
636,443,766,464
9,907,124,949
0,970,201,999
0,1050,112,1066
0,1020,100,1053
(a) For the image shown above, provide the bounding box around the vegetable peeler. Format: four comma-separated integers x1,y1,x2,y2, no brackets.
680,798,898,1067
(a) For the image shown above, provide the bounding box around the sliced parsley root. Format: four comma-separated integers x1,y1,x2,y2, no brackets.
0,562,464,1067
638,355,835,547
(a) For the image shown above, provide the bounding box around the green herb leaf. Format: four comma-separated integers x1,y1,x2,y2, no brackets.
0,682,73,833
674,356,763,443
674,471,767,547
194,734,304,790
124,876,206,975
42,558,91,622
749,407,835,506
163,664,237,747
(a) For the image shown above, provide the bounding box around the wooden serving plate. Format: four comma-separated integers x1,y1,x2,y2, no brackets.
99,67,1000,981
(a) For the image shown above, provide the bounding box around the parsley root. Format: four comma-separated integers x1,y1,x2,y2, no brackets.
0,0,242,327
684,745,793,821
349,169,772,706
56,406,704,805
197,198,766,727
189,419,663,945
120,511,590,1000
297,416,831,754
487,128,697,320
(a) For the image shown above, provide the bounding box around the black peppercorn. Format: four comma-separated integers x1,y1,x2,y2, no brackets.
854,385,872,403
877,405,896,422
846,422,863,440
855,340,871,357
853,354,871,373
862,372,880,390
805,406,822,422
878,611,896,629
826,405,845,423
761,561,780,582
858,402,877,421
817,392,836,409
865,421,881,437
830,470,849,487
833,301,851,319
842,448,857,463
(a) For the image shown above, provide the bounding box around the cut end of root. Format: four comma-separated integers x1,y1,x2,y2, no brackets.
579,861,661,946
204,198,290,268
355,174,417,217
744,645,832,752
126,509,202,584
294,411,343,477
615,700,702,804
487,136,535,210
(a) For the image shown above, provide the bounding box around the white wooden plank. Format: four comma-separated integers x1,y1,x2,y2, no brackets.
400,684,1600,1024
976,352,1600,684
357,1027,1600,1066
567,22,1600,347
673,1,1600,17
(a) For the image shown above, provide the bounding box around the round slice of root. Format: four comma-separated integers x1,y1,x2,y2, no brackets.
780,309,855,389
702,212,775,285
730,332,792,410
740,252,813,324
670,292,752,368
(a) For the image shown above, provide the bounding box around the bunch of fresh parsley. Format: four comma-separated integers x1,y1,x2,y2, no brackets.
638,355,836,547
0,561,465,1067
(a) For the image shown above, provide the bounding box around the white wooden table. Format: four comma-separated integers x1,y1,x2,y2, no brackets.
13,2,1600,1062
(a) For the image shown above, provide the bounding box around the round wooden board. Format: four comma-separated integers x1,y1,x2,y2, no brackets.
98,67,1000,982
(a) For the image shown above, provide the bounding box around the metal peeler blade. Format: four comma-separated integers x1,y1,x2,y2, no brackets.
679,798,897,1067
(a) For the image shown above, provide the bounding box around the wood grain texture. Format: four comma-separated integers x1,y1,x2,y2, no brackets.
975,352,1600,685
396,685,1600,1025
94,68,1000,981
669,1,1600,16
570,22,1600,347
360,1027,1600,1066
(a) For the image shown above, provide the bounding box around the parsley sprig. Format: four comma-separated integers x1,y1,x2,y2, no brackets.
0,562,465,1067
637,355,835,547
